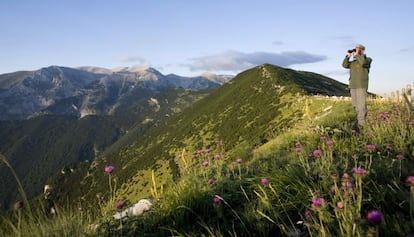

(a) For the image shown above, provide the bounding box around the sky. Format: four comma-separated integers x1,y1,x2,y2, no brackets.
1,0,413,95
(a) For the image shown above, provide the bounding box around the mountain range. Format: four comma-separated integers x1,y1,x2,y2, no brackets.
0,66,232,121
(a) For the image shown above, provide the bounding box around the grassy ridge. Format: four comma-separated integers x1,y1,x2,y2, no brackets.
8,64,403,236
47,64,351,211
94,97,414,236
2,96,413,236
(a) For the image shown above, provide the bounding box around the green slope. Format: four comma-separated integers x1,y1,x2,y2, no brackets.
0,88,210,211
49,64,351,209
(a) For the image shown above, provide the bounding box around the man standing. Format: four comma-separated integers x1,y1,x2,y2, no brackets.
342,44,372,128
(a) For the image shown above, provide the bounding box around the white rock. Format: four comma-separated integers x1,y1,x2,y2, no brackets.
113,199,153,220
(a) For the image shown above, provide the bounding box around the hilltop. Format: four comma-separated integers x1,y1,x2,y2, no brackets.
48,64,351,209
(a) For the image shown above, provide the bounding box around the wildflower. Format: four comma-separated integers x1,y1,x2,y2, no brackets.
295,141,301,148
116,201,124,209
208,179,214,185
367,144,376,152
377,112,390,121
214,154,220,160
313,149,322,157
202,160,209,167
14,200,24,210
261,178,269,185
367,210,384,225
311,196,325,209
342,173,350,180
351,129,358,135
337,201,344,209
341,181,354,190
406,176,414,186
326,140,334,147
305,210,312,217
385,145,392,152
353,167,365,176
397,154,404,160
295,147,301,153
320,136,326,141
236,158,242,164
213,195,221,204
104,165,114,174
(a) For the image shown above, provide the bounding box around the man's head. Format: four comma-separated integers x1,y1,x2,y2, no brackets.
355,44,365,55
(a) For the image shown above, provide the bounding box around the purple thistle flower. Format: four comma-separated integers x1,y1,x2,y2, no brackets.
406,176,414,186
208,179,214,185
313,149,322,157
311,196,325,208
351,129,358,135
236,158,243,164
320,136,326,141
295,141,301,148
337,201,344,209
367,210,384,225
305,210,312,217
261,178,269,185
202,160,209,167
331,185,337,193
104,165,114,174
341,181,354,190
295,147,301,153
342,173,351,180
397,154,405,160
214,154,220,160
385,145,392,152
213,195,221,204
116,201,124,209
367,144,376,152
14,200,24,210
326,140,334,147
353,167,365,176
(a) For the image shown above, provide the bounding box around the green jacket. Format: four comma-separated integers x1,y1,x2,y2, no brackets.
342,54,372,89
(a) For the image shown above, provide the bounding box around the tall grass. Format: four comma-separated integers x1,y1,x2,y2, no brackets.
1,98,414,236
0,154,89,237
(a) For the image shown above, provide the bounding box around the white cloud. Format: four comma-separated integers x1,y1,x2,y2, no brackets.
185,50,327,72
116,56,146,63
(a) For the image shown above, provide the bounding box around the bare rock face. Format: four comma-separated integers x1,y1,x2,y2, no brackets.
0,66,232,121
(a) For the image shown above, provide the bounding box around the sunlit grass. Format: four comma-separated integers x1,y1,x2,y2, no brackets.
1,96,414,236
